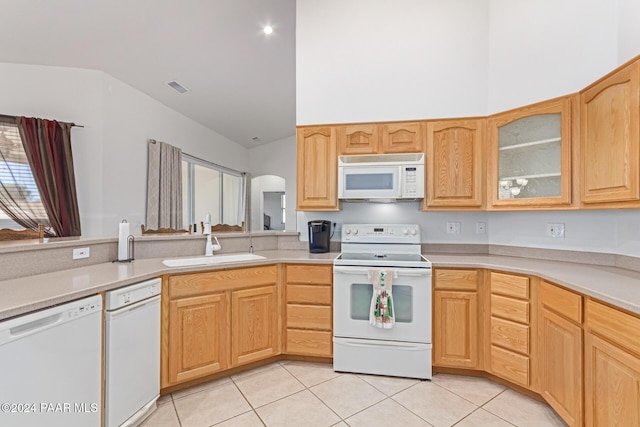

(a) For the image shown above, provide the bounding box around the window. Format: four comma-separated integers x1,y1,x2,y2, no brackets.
0,121,49,230
182,154,244,230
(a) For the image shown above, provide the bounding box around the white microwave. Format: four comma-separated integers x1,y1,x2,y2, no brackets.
338,153,425,201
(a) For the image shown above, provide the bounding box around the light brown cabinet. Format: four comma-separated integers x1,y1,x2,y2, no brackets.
284,264,333,357
488,272,533,388
585,299,640,426
425,119,485,209
162,265,279,388
231,285,279,366
336,121,423,156
296,126,339,211
433,269,481,369
580,59,640,206
380,122,424,153
337,124,380,155
539,281,583,427
168,292,229,385
487,96,574,208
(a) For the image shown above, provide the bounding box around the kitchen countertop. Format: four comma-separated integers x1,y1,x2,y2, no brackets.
0,250,639,321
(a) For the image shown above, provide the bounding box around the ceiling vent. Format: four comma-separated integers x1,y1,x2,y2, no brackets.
251,137,261,142
166,80,189,94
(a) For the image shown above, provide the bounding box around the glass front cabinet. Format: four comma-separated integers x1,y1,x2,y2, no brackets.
487,96,574,208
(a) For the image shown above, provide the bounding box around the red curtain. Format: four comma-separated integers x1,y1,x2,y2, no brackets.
17,117,81,237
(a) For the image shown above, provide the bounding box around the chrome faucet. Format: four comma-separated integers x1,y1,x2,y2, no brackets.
203,213,221,256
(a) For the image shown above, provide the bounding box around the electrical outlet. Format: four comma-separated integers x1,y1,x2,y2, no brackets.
476,222,486,235
546,223,565,238
72,247,90,259
446,222,461,234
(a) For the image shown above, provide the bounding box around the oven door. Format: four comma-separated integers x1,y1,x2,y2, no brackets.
333,265,431,343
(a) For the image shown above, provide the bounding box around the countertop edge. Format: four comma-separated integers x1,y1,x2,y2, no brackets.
1,252,639,321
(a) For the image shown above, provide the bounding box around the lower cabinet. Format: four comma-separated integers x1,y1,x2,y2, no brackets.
585,299,640,426
163,265,279,388
433,268,480,369
231,285,279,366
538,281,583,427
168,292,229,385
488,272,533,389
284,264,333,357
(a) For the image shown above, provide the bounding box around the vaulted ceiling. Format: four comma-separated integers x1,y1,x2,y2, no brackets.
0,0,296,147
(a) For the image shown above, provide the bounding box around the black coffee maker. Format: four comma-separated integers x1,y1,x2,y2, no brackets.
308,220,331,253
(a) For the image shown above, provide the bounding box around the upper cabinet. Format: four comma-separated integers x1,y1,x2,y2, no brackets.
337,122,423,155
337,124,379,155
580,59,640,206
380,122,424,153
487,96,574,208
296,126,339,211
424,119,485,209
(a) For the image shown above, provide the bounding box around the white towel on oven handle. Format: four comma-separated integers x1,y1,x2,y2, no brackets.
368,269,396,329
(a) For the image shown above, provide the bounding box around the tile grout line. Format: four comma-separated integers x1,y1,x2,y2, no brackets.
477,389,519,426
227,375,267,426
281,362,347,424
430,374,505,408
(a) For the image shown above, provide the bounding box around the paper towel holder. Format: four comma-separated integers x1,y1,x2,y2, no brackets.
112,219,135,263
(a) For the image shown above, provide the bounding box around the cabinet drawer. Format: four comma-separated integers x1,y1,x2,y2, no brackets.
286,329,332,357
587,299,640,355
286,264,332,285
491,345,530,387
287,284,332,305
491,317,530,355
540,281,583,324
169,265,277,298
434,269,478,291
490,272,529,299
286,304,332,331
491,295,530,324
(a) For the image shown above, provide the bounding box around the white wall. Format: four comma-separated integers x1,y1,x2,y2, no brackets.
296,0,490,125
0,63,250,237
488,0,619,113
618,0,640,63
248,135,297,231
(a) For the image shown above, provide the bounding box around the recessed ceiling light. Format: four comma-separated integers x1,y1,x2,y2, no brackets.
166,80,189,94
263,26,273,35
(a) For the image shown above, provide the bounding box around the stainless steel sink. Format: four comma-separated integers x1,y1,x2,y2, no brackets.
162,253,266,267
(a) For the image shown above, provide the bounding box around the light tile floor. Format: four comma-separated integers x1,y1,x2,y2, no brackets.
142,361,567,427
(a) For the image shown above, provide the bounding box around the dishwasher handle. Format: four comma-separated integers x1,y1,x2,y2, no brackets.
8,313,63,337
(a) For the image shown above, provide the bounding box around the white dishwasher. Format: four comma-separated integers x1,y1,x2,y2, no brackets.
104,278,161,427
0,295,102,427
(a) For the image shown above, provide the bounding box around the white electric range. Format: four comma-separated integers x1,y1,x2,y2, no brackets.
333,224,432,379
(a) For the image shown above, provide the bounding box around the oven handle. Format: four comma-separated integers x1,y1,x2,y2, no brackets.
339,340,427,350
333,266,431,277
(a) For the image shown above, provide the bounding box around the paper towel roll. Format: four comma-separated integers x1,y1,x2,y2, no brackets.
118,221,130,261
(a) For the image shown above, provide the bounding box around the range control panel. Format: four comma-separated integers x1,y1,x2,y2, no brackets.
341,224,421,243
